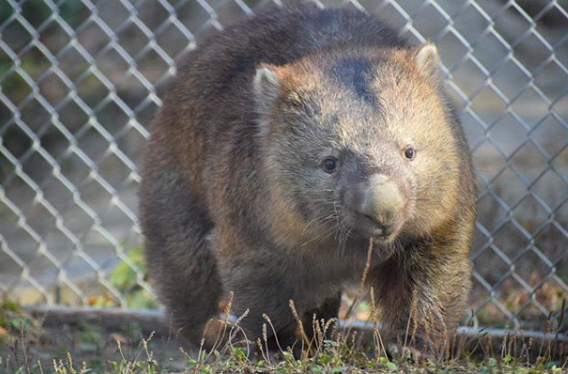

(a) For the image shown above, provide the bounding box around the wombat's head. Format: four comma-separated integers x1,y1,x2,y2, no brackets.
254,44,465,250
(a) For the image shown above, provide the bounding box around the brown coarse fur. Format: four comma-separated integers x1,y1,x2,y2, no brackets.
139,1,477,358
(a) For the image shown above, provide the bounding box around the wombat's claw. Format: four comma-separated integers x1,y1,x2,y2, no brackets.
386,343,429,362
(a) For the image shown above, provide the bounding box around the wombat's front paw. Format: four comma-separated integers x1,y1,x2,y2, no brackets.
386,341,432,362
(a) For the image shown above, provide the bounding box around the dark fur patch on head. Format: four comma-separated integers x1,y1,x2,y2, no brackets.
328,57,377,106
341,151,378,185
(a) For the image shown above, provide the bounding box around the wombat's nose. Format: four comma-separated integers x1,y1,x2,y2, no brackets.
348,174,406,234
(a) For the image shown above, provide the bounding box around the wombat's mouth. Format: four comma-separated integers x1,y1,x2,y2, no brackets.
342,207,404,244
369,220,403,244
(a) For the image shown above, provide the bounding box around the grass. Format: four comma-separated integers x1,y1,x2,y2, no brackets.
1,299,567,374
47,345,568,374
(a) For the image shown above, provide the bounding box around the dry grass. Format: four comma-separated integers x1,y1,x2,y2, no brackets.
1,307,567,374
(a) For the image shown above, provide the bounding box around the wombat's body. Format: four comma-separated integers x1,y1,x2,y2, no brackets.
140,3,477,356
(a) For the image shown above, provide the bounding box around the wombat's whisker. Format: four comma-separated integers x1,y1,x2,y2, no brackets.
314,228,338,248
301,213,338,237
300,226,337,248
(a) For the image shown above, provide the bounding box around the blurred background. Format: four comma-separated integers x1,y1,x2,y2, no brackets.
0,0,567,333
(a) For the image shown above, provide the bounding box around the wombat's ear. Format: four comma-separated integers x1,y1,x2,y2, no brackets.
413,43,441,79
253,64,281,114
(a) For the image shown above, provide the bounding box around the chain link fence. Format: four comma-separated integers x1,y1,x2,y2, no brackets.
1,0,567,332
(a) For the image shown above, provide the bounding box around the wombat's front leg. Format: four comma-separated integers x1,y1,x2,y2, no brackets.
211,234,298,348
370,241,472,359
223,266,306,350
302,293,341,341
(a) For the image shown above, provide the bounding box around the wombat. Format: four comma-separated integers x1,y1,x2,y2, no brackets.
140,2,477,357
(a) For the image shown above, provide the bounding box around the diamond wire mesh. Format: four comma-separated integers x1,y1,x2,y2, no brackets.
0,0,567,331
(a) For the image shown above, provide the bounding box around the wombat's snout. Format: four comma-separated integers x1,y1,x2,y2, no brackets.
344,174,407,240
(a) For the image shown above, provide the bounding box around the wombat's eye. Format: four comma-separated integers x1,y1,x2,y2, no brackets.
322,157,337,173
404,147,416,160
